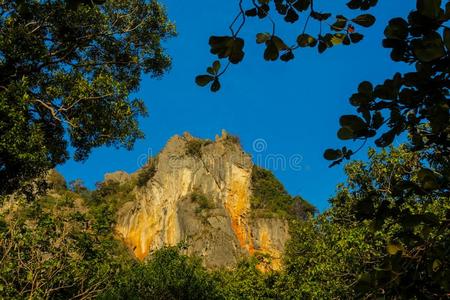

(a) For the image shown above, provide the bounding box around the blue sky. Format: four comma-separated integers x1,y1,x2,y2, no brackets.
58,1,415,212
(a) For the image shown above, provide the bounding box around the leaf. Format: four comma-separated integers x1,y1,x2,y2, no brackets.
297,34,316,47
375,129,396,147
352,14,376,27
209,36,245,64
372,111,384,129
331,16,348,31
284,8,299,23
347,0,378,10
417,0,442,19
264,40,279,61
350,33,364,43
338,127,354,140
280,51,294,62
293,0,311,12
343,35,351,45
210,79,221,92
331,33,346,45
358,81,373,95
384,18,409,40
386,243,403,255
444,28,450,51
418,168,440,190
212,60,221,73
229,38,245,64
245,8,258,17
318,41,327,53
272,36,288,51
257,4,270,18
412,32,446,62
349,93,370,106
339,115,367,131
311,11,331,21
195,75,214,87
256,32,271,44
324,149,342,160
432,259,441,272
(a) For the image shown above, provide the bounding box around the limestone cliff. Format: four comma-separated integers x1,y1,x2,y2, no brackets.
115,131,290,269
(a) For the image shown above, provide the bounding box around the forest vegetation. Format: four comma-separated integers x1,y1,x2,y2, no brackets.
0,0,449,299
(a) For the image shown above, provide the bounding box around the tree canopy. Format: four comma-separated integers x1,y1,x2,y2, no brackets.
0,0,175,196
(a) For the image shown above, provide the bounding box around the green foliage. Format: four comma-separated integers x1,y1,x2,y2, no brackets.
0,0,175,196
281,215,380,299
0,196,124,299
251,165,316,218
191,190,214,213
329,146,450,298
185,139,204,157
46,169,67,191
223,133,241,145
101,246,222,300
137,158,158,187
213,258,279,299
89,179,136,232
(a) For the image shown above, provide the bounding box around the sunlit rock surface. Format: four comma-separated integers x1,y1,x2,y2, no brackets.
115,131,289,270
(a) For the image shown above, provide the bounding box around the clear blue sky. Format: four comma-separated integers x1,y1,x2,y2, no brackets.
58,1,415,212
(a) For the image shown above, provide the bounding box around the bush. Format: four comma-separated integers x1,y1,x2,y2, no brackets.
46,169,67,191
223,134,240,145
250,165,315,219
191,190,214,213
185,139,204,158
137,158,157,187
101,247,222,300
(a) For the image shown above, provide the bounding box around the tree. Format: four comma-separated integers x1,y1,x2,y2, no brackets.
282,146,449,298
197,3,449,294
0,0,175,196
101,246,222,300
0,193,123,299
330,146,449,298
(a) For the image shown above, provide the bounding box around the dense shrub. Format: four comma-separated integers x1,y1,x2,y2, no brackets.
137,158,158,187
251,165,315,219
101,246,222,300
191,190,214,213
185,139,205,158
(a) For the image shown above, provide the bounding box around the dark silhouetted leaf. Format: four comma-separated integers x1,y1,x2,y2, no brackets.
285,8,299,23
211,78,221,92
352,14,376,27
412,32,446,62
264,40,279,61
280,51,294,62
338,127,354,140
417,0,442,19
324,149,343,160
293,0,311,11
195,75,214,87
311,11,331,21
384,18,409,40
350,33,364,43
256,33,271,44
297,34,317,47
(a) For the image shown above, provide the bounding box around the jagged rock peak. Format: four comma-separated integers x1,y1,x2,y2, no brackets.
115,131,289,270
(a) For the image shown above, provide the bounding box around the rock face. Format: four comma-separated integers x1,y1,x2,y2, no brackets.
115,131,290,269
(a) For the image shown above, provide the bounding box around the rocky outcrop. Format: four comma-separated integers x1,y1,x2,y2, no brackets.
115,131,290,269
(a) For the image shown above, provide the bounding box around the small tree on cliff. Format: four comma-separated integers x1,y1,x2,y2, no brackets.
0,0,175,196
